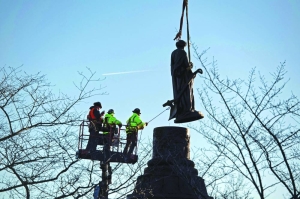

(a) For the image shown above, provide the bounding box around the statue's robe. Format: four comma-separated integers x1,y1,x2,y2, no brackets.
170,48,195,117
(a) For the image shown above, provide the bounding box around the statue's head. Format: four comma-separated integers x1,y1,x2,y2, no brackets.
176,40,187,48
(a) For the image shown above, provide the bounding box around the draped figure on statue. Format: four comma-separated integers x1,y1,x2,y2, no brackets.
170,40,204,123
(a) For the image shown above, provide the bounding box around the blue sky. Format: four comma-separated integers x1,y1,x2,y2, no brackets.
1,0,300,155
1,0,300,197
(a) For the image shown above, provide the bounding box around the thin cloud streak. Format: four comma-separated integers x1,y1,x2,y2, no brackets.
102,70,153,76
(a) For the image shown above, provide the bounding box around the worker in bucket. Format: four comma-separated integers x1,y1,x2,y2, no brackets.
86,102,105,154
123,108,148,161
102,109,122,162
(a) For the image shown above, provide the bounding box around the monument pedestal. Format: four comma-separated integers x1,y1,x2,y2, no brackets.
127,126,213,199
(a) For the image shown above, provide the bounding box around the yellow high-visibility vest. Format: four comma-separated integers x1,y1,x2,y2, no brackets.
126,113,146,134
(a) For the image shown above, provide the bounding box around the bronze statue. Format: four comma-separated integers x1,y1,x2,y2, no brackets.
163,40,204,123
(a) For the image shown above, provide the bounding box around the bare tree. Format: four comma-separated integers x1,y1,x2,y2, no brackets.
0,66,151,199
191,147,254,199
190,47,300,199
108,141,152,199
0,63,188,199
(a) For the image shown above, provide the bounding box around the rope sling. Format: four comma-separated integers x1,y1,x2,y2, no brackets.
174,0,191,62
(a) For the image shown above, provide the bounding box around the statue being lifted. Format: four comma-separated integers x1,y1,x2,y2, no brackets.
163,40,204,123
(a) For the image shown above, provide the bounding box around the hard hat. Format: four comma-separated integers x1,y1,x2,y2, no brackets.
132,108,141,114
108,109,114,114
94,102,102,108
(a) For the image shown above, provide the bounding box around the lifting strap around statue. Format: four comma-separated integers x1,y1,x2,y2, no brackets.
173,0,191,62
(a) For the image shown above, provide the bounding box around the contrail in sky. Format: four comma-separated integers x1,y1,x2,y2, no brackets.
102,70,153,76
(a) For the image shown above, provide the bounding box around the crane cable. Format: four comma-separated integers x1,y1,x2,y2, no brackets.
173,0,191,62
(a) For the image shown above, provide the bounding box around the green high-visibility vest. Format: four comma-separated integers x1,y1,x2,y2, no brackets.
103,113,121,135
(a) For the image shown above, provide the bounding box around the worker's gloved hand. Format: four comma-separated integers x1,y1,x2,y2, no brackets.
100,111,105,116
145,122,148,126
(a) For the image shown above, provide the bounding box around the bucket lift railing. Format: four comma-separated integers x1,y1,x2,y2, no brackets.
78,121,137,156
78,120,90,150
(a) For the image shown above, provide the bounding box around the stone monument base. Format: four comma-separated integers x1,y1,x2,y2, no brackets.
127,126,212,199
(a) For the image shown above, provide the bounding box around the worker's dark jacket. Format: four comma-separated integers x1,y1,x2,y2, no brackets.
88,106,103,132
